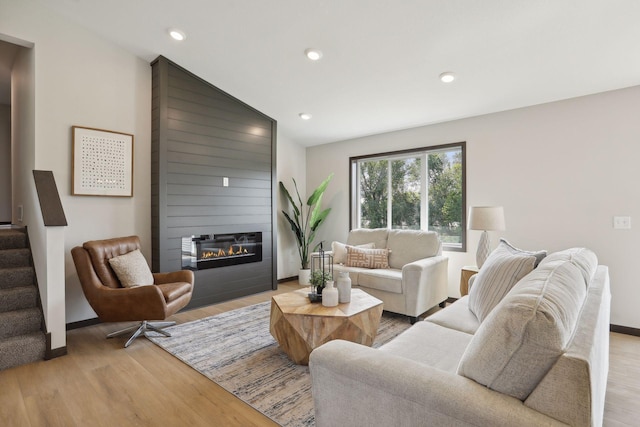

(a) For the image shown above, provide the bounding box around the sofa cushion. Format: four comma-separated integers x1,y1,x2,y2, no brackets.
108,249,154,288
357,268,403,294
386,230,441,269
468,241,537,322
332,241,375,264
380,321,473,372
457,257,588,401
425,296,480,335
346,228,389,251
539,247,598,287
332,264,365,284
499,238,547,267
346,246,390,269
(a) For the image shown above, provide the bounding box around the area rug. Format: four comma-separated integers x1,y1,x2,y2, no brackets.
148,301,412,426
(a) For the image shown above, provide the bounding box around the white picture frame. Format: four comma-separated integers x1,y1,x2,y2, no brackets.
71,126,134,197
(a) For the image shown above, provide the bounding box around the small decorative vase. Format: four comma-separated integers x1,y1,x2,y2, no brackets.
322,280,339,307
336,272,351,303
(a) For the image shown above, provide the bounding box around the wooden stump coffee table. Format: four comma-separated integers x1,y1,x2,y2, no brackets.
269,288,383,365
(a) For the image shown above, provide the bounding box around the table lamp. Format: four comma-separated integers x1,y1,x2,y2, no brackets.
468,206,505,268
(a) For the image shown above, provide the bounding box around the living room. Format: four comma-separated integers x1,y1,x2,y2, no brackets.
1,1,639,425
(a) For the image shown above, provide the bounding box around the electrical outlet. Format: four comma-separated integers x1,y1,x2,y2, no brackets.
17,205,23,222
613,216,631,229
223,177,229,187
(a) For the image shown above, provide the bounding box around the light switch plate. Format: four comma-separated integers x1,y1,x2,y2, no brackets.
613,216,631,229
223,177,229,187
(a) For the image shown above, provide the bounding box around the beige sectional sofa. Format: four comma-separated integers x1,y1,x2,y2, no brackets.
329,228,448,321
310,244,611,426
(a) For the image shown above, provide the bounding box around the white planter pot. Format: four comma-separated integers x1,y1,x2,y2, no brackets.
298,269,311,286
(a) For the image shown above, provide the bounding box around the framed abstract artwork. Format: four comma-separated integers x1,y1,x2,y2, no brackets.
71,126,134,197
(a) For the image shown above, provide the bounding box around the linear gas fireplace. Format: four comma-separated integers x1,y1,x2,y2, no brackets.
182,232,263,270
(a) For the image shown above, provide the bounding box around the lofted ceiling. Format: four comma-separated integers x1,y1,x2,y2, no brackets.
14,1,640,146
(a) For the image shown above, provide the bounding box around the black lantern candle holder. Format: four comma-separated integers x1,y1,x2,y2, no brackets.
309,242,333,301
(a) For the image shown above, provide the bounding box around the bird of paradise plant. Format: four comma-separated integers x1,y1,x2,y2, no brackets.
279,173,333,269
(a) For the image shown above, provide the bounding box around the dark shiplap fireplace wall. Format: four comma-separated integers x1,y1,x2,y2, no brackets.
151,56,277,309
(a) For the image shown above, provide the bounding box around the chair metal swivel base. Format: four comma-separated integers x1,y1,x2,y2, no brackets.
107,320,176,348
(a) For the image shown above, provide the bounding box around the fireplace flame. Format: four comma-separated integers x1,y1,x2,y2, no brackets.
202,245,249,259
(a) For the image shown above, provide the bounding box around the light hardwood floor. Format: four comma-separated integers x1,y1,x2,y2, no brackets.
0,280,638,426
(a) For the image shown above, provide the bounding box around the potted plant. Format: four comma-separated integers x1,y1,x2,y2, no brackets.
309,269,333,296
279,173,333,285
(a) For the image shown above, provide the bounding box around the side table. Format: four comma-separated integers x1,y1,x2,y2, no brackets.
459,266,479,296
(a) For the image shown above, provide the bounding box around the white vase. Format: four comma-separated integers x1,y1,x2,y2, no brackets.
298,269,311,286
322,280,339,307
336,271,351,303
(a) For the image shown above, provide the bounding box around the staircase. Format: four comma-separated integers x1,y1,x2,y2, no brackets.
0,228,46,371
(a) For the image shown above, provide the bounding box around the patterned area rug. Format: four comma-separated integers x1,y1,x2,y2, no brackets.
148,301,412,426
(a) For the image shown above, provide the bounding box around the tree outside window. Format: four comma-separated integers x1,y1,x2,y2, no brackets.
352,143,465,250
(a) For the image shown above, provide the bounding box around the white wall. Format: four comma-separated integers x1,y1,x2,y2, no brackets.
2,1,152,324
3,1,637,330
276,134,306,279
306,85,640,329
0,104,9,222
2,0,307,325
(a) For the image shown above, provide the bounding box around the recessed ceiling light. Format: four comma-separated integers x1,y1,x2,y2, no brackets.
439,71,456,83
304,48,323,61
299,113,312,120
168,28,186,41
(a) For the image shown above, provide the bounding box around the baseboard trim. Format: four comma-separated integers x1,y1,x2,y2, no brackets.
66,317,101,330
46,346,67,360
610,324,640,337
278,275,298,284
44,333,67,360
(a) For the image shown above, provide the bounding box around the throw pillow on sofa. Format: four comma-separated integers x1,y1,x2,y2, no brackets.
458,257,588,400
538,247,598,287
346,246,390,269
499,238,547,267
468,240,537,322
331,241,375,264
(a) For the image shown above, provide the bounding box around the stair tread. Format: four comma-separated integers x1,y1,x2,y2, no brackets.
0,228,26,235
0,266,34,289
0,230,27,250
0,307,43,339
0,285,37,293
0,248,31,268
0,306,41,316
1,330,45,343
0,331,46,371
0,248,31,255
0,286,38,313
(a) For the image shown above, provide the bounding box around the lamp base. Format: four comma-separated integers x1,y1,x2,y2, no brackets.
476,231,491,269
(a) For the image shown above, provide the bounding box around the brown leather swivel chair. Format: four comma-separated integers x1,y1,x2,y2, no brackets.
71,235,194,347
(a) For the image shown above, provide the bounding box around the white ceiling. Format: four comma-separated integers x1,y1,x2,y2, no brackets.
14,1,640,145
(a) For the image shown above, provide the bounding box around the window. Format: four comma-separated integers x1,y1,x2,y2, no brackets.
350,142,466,251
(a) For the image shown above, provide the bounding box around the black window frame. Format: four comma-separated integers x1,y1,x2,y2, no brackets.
349,141,466,252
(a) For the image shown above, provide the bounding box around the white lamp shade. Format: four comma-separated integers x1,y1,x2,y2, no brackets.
468,206,506,231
